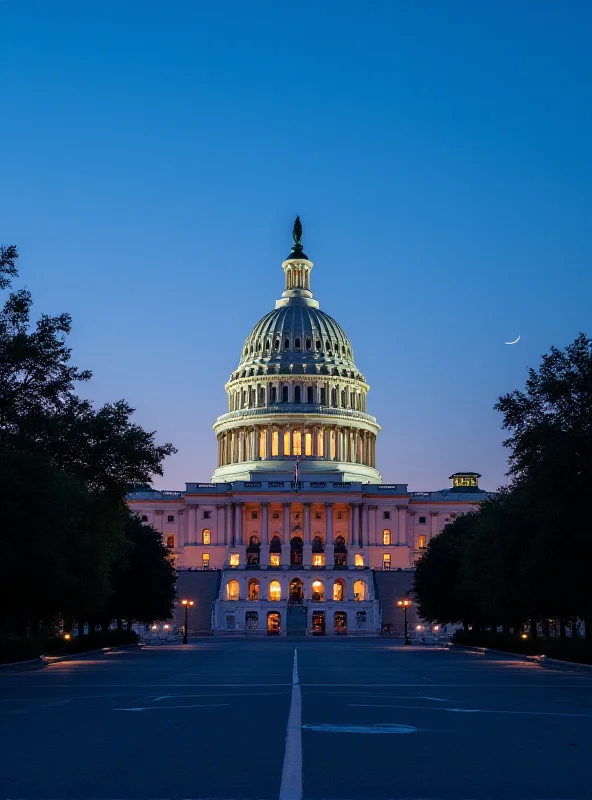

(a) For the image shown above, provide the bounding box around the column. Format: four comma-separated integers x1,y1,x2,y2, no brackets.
266,426,272,459
225,503,233,546
303,503,312,567
281,502,291,565
188,506,197,545
279,425,285,457
234,502,243,546
353,503,361,547
369,504,377,546
430,511,439,542
362,503,370,546
261,503,269,546
325,502,334,568
348,504,355,547
216,505,225,546
323,426,331,459
289,426,294,457
397,504,407,546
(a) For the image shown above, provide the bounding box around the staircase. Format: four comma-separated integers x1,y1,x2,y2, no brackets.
287,604,307,636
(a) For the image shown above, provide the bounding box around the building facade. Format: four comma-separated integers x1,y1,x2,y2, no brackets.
127,219,489,636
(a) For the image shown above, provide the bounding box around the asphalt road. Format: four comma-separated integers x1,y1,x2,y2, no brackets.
1,639,591,799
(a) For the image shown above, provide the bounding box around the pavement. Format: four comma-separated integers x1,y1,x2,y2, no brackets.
1,638,591,799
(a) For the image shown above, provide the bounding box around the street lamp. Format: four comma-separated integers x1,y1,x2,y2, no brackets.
397,598,412,645
181,599,194,645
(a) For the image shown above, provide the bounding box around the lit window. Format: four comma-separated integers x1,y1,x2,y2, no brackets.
355,554,364,567
293,429,302,455
419,516,426,524
312,554,325,567
305,431,312,456
167,515,175,523
383,553,391,570
259,429,266,458
227,580,239,601
229,552,239,566
312,580,325,602
269,580,282,601
382,530,391,545
270,553,281,567
318,429,324,454
353,580,366,601
383,511,390,520
202,529,211,545
418,535,427,549
166,535,175,549
202,553,210,569
284,430,290,455
272,429,279,456
333,580,345,601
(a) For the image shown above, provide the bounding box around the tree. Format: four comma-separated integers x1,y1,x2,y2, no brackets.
413,514,480,628
106,513,176,627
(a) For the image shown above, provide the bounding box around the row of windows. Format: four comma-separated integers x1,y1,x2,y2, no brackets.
229,385,366,411
228,610,366,632
243,338,353,359
166,531,427,551
226,578,366,602
144,511,444,527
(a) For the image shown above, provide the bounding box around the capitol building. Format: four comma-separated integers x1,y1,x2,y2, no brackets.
128,219,488,636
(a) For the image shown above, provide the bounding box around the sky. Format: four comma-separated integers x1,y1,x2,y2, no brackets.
1,1,591,491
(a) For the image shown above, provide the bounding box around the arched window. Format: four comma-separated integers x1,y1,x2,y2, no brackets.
270,534,282,551
289,577,304,603
202,529,211,545
166,534,175,549
282,385,289,403
311,580,325,602
312,535,323,552
259,387,265,405
268,580,282,601
306,338,311,349
247,534,260,565
227,580,239,601
265,340,270,350
294,386,301,403
247,578,260,601
284,338,290,349
382,529,391,545
353,580,366,601
275,339,280,350
331,388,337,407
316,340,321,350
334,534,347,567
270,386,277,403
307,385,314,403
290,536,303,566
333,579,346,601
249,534,260,546
295,337,300,348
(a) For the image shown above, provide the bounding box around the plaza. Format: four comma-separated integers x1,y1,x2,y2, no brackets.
1,640,590,799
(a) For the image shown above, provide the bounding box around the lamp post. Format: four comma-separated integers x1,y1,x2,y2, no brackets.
397,598,412,645
181,600,194,645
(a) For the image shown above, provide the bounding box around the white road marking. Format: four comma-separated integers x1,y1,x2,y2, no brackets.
150,695,171,702
302,723,418,734
114,703,229,712
349,703,592,718
279,648,302,800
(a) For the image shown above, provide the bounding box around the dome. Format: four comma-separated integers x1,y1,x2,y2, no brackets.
236,304,359,375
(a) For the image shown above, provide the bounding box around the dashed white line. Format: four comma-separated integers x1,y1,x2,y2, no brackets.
279,648,302,800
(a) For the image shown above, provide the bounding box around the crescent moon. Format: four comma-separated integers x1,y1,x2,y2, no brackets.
504,335,520,345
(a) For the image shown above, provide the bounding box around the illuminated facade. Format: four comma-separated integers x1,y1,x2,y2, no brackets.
127,220,489,636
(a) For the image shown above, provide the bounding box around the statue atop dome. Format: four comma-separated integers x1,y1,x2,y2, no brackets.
293,215,303,245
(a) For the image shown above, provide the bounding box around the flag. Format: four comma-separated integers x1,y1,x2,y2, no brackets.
294,454,301,484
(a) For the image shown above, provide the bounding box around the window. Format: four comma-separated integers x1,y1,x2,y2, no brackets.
354,554,364,567
293,429,302,455
311,580,325,602
419,516,426,524
275,339,280,350
320,387,326,404
333,579,345,601
294,386,301,403
295,338,301,348
356,611,367,629
418,535,427,549
166,535,175,549
316,340,321,350
245,611,258,630
167,515,175,523
312,554,325,567
306,338,311,349
307,386,314,403
226,580,239,601
383,511,391,520
305,431,312,456
248,578,260,601
229,552,239,567
383,553,391,570
382,529,391,545
202,529,211,545
282,385,289,403
203,511,211,519
272,429,279,456
270,553,281,567
272,511,280,519
202,553,210,569
268,580,281,601
226,614,236,630
284,338,290,349
353,580,366,601
141,515,148,522
337,511,343,520
251,511,258,519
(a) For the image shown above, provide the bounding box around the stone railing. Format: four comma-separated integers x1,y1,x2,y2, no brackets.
215,404,378,426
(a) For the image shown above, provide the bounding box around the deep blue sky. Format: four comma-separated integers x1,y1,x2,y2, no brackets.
2,1,591,490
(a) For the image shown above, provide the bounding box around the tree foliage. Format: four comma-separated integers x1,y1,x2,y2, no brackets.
0,245,177,638
414,334,592,636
